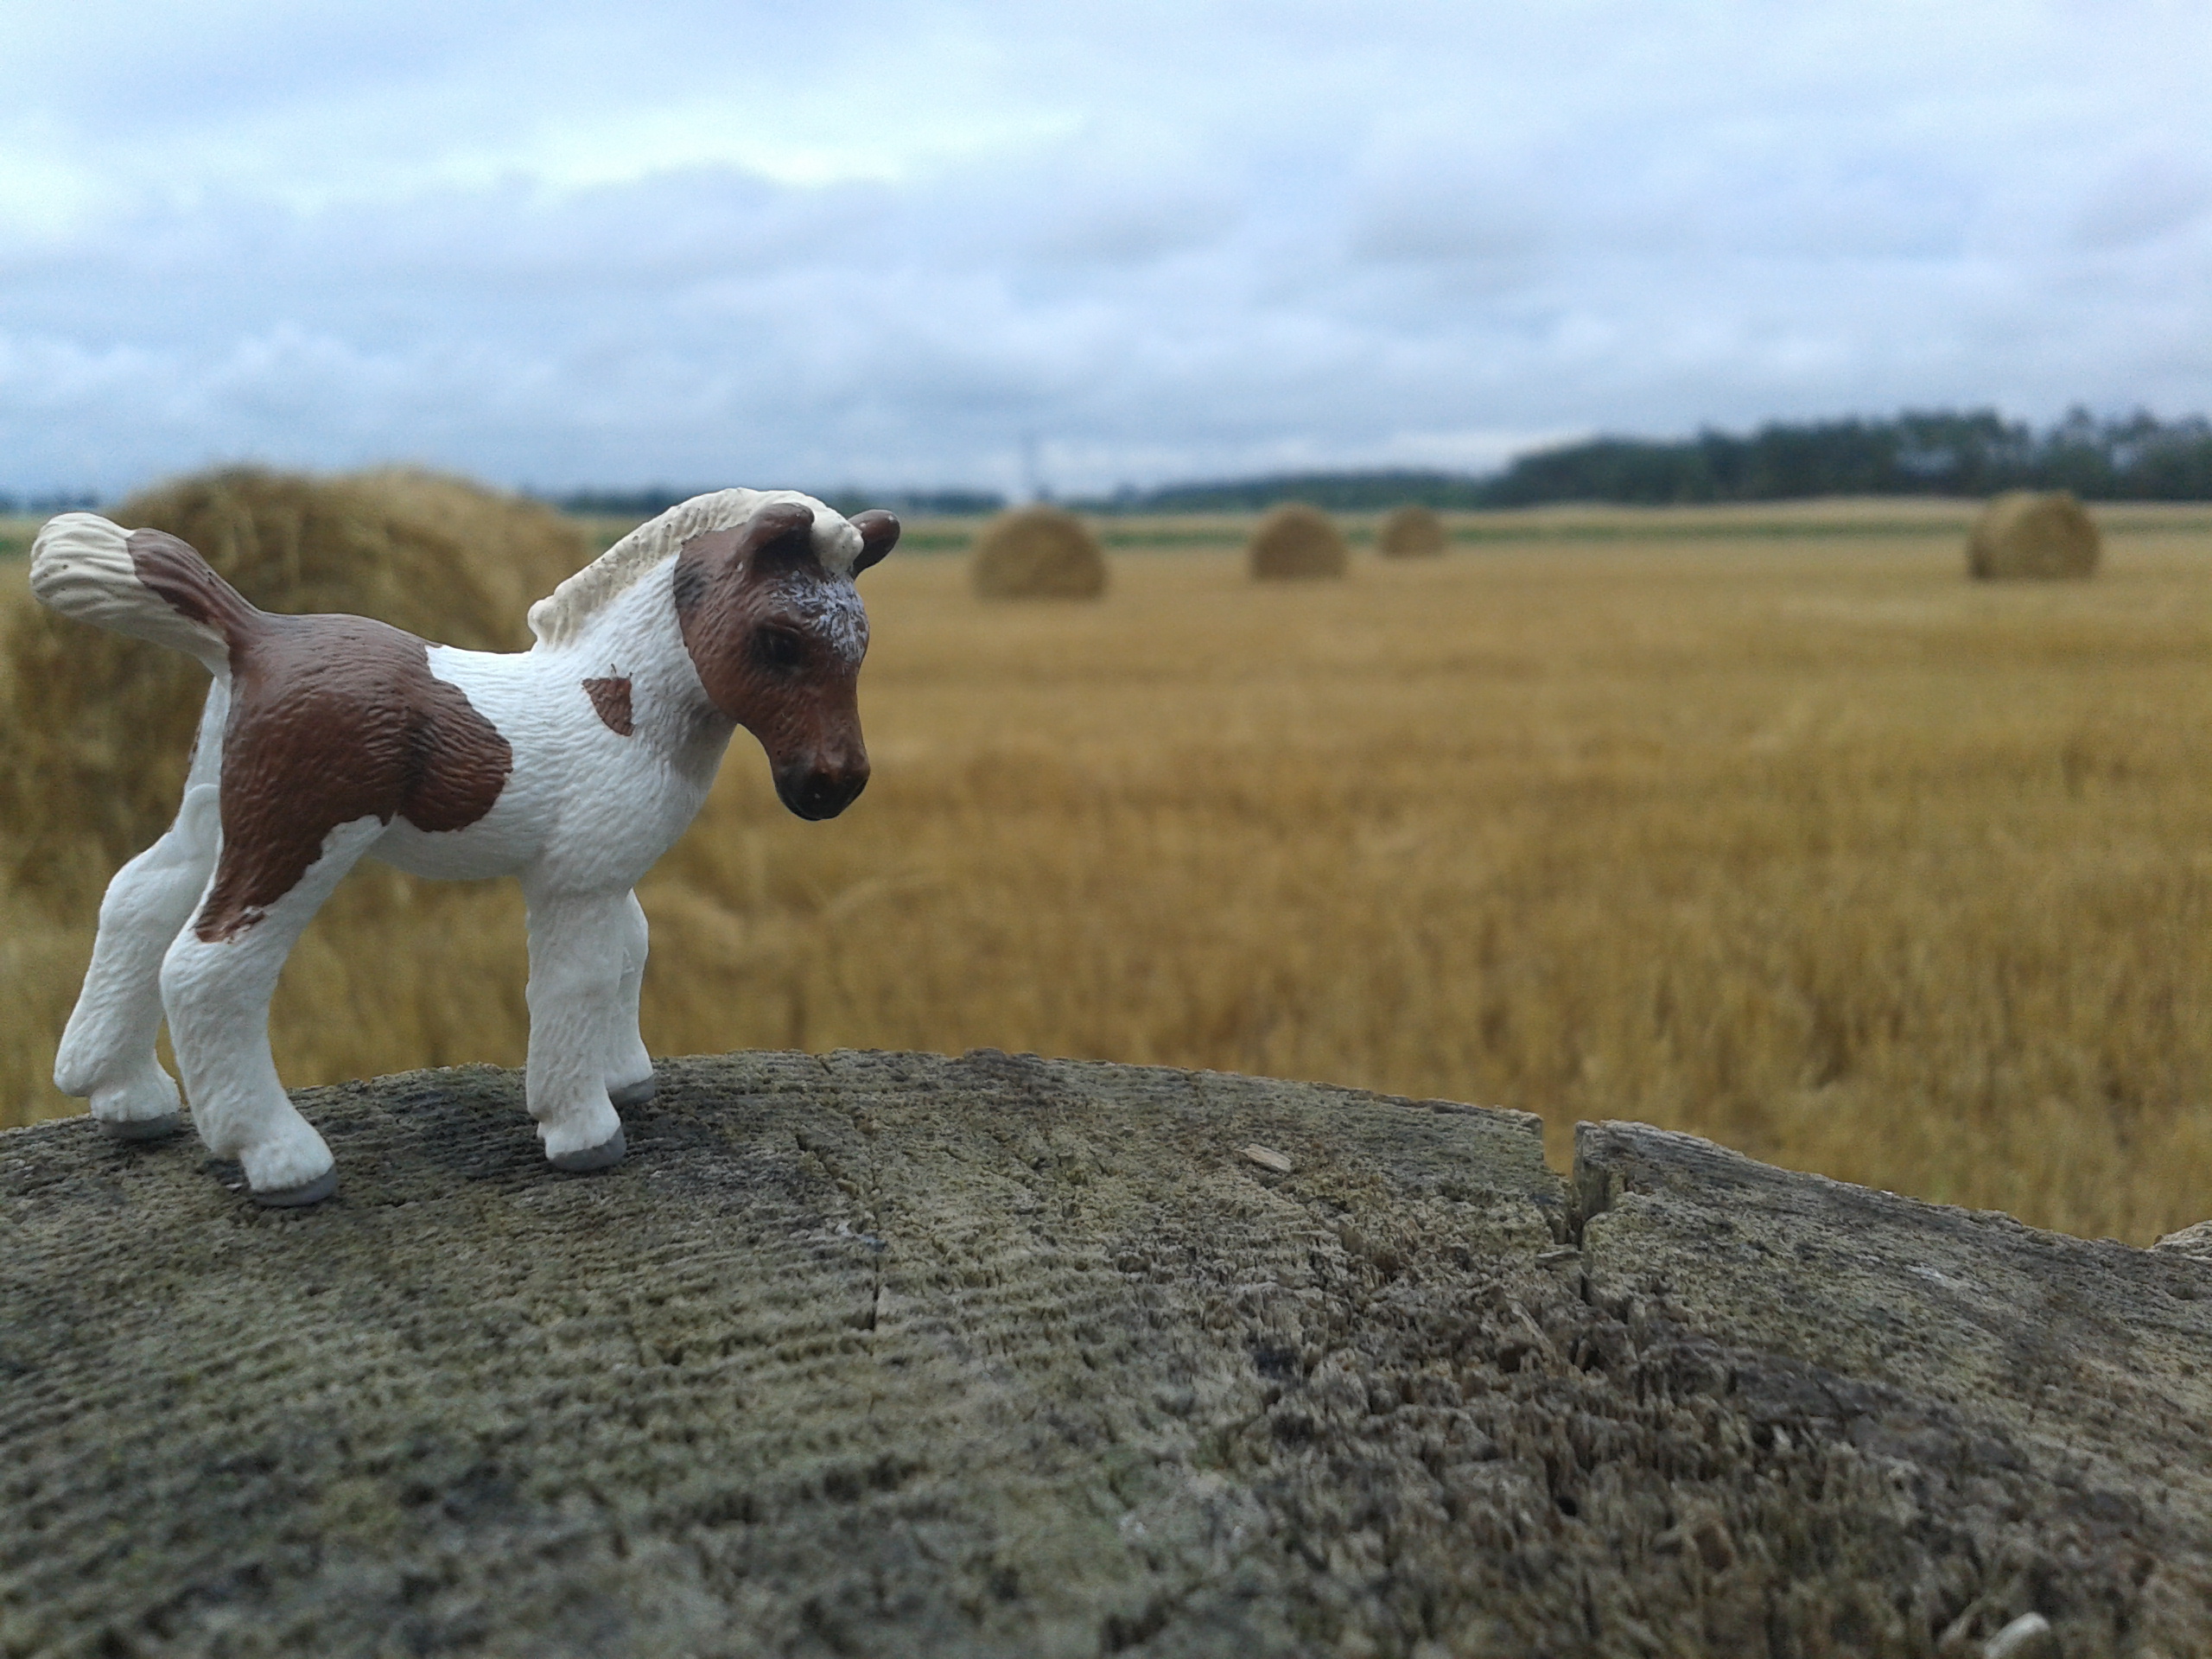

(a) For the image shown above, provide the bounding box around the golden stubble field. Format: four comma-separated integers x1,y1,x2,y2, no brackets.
5,501,2210,1243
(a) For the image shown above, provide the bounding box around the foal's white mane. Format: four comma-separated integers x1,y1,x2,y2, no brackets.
527,488,852,647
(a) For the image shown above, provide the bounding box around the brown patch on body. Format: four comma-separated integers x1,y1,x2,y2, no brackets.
126,531,512,941
195,615,512,939
583,676,633,736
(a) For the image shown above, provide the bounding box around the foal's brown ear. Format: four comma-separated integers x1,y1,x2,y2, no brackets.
740,502,819,570
849,510,899,575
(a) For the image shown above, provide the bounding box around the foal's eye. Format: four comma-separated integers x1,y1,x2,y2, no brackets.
752,626,808,671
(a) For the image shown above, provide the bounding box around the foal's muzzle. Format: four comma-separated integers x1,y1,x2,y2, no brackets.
774,759,869,821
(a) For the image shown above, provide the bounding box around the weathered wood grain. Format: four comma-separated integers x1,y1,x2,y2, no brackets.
3,1052,2206,1657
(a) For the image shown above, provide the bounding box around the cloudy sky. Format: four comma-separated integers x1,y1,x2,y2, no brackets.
3,1,2208,499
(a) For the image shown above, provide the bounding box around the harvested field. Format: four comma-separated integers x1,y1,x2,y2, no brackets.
4,500,2211,1243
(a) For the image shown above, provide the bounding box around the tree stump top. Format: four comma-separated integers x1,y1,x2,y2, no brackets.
5,1051,2209,1656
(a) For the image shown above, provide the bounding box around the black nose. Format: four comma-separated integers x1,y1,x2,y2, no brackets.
775,761,868,821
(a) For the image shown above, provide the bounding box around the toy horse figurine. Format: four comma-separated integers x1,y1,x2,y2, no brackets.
29,490,897,1206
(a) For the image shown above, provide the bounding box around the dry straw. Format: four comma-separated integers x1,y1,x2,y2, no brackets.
970,506,1109,599
1967,491,2101,580
0,467,589,915
1376,504,1449,560
1248,503,1348,581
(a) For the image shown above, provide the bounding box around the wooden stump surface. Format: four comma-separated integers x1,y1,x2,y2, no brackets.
3,1050,2209,1657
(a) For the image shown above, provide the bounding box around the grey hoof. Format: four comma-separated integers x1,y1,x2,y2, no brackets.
99,1113,181,1143
252,1166,337,1208
550,1128,626,1173
608,1076,658,1110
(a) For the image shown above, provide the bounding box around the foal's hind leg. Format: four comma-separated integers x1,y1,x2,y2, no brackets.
606,889,656,1109
54,689,226,1140
160,816,385,1205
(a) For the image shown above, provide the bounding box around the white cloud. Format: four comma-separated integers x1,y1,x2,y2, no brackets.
1,0,2209,496
2071,153,2212,251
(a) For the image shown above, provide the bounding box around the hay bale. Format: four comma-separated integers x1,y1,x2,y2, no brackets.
970,506,1108,599
0,467,590,913
1248,503,1348,581
1376,504,1448,559
1967,491,2101,580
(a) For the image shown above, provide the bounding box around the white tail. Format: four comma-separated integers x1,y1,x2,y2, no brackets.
29,513,232,674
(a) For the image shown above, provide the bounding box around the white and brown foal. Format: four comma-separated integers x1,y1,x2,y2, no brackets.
30,490,896,1205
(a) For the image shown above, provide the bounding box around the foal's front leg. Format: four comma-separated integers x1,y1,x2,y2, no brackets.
607,889,656,1109
521,885,640,1171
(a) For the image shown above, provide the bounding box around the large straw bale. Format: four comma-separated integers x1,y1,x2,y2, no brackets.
970,506,1108,599
1967,492,2100,580
0,467,590,914
1248,503,1348,581
1376,504,1448,559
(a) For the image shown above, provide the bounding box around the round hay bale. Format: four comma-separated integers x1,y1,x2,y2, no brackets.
1967,492,2100,580
0,467,591,913
970,506,1108,599
1376,504,1448,559
1248,503,1348,581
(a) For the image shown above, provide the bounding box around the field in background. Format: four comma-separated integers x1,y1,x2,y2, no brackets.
0,518,41,561
6,502,2211,1243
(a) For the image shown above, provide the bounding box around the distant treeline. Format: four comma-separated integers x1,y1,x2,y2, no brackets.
550,486,1007,519
1084,470,1497,514
0,491,99,517
16,408,2211,524
1481,409,2212,506
1080,409,2212,512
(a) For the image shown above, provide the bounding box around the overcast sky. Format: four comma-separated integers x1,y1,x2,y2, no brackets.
3,1,2208,499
